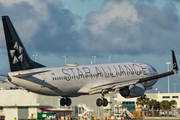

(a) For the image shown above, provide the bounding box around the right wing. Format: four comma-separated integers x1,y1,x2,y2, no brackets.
89,50,178,95
138,50,178,83
89,79,138,95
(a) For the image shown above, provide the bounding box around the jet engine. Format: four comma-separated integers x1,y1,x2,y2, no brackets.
119,83,145,98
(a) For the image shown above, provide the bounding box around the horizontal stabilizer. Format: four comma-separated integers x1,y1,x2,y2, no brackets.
12,70,50,78
0,74,8,78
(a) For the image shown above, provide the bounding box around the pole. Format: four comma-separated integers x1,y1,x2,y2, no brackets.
63,55,67,64
109,56,113,62
92,56,98,64
32,55,39,62
166,62,171,93
173,83,177,93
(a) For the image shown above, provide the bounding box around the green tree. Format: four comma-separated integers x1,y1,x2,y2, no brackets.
121,103,126,108
148,99,160,116
170,100,177,109
143,98,150,116
160,100,171,116
160,100,177,117
170,100,177,116
136,97,145,108
136,97,150,117
136,97,150,107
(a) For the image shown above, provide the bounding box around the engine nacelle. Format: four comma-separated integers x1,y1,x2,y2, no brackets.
119,83,145,98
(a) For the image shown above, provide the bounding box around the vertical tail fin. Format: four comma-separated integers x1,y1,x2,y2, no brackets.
2,16,45,72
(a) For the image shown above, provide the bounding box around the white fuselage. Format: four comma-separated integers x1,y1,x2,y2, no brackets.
7,62,158,97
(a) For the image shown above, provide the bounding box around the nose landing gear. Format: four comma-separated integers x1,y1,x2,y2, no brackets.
60,97,71,106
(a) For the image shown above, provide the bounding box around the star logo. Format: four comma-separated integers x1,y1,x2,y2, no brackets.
10,42,23,64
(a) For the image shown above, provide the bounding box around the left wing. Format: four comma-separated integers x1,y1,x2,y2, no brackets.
89,50,178,95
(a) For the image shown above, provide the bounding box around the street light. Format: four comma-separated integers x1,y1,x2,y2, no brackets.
32,55,39,62
173,83,177,93
166,62,171,93
109,56,113,62
155,88,158,93
63,55,67,64
92,56,98,64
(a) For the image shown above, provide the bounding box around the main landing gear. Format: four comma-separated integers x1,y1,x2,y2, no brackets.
141,94,146,99
96,94,108,107
60,97,71,106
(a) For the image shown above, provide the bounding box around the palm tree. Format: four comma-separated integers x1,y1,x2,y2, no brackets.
148,99,159,117
136,97,150,117
160,100,171,117
170,100,177,116
136,97,146,108
144,98,150,116
160,100,177,117
170,100,177,109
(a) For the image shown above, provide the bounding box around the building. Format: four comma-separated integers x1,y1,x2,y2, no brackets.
146,92,180,107
113,92,180,108
1,80,180,119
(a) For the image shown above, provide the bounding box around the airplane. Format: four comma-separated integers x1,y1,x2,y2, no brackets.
0,16,179,107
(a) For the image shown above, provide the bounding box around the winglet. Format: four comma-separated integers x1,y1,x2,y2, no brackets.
172,50,178,71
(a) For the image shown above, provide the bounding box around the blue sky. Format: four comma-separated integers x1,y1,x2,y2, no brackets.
0,0,180,93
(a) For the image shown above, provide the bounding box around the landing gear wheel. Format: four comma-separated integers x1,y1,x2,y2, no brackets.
96,98,108,107
65,98,71,106
96,98,102,107
103,98,108,107
141,94,146,99
60,98,66,106
60,97,72,106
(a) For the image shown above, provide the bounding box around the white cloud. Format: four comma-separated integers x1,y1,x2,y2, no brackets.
86,0,140,35
79,0,143,54
77,0,180,56
0,0,64,45
0,0,180,57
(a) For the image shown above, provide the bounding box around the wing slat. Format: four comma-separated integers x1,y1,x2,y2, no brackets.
89,79,138,95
